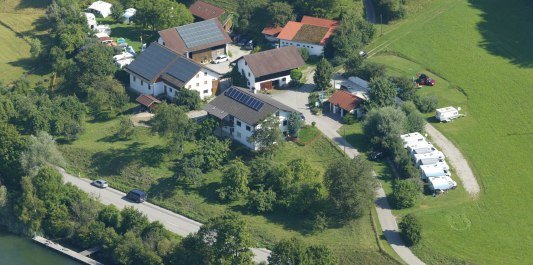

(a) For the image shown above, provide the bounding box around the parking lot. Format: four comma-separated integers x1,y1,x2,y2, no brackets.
204,44,251,74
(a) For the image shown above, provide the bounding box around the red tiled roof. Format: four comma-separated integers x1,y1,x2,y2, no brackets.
189,1,225,20
261,27,283,36
136,94,161,108
277,16,339,45
328,90,364,111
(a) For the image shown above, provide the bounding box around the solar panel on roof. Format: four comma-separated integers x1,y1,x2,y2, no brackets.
176,20,226,49
225,88,265,111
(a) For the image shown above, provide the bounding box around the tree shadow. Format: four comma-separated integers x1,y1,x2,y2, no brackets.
90,142,166,176
149,176,179,200
469,0,533,68
16,0,50,9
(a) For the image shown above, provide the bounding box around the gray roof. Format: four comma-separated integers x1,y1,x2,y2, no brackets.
125,43,205,84
176,19,226,49
239,46,305,78
204,86,297,125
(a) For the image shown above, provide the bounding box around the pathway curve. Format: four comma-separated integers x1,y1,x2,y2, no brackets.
425,124,480,196
57,167,271,264
269,86,424,265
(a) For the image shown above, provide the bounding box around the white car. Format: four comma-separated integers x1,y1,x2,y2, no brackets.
212,55,229,64
92,179,109,188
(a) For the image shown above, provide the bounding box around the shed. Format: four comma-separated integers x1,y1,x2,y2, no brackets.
436,106,460,122
88,1,113,18
136,94,161,111
327,90,364,117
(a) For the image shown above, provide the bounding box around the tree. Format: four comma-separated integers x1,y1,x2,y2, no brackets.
195,116,219,140
16,175,46,234
29,37,42,59
393,76,417,101
0,95,15,122
229,65,247,87
0,185,7,207
287,112,304,137
400,101,426,133
299,48,309,62
136,0,193,31
111,1,125,22
399,214,422,246
326,11,374,62
0,123,25,188
313,58,333,91
290,69,303,86
268,237,307,265
306,245,337,265
120,207,149,234
151,102,196,152
414,94,439,113
98,205,122,230
391,179,421,209
196,212,253,265
175,88,201,110
75,44,116,92
188,136,231,172
218,159,250,201
20,132,65,176
367,76,397,110
363,107,407,152
246,187,276,213
168,233,211,265
53,23,87,54
343,54,364,77
357,61,386,81
268,2,295,27
116,116,135,140
248,155,276,188
249,115,284,156
324,156,376,220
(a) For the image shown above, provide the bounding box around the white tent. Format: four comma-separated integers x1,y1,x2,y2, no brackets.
123,8,136,24
84,12,97,30
88,1,113,18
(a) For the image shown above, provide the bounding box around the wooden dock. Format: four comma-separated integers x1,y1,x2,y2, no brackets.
32,236,104,265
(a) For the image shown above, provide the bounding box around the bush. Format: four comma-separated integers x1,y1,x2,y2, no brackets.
414,94,439,113
299,48,309,62
399,214,422,246
358,62,386,81
391,179,421,209
307,212,328,233
116,116,135,140
246,188,276,213
342,113,358,124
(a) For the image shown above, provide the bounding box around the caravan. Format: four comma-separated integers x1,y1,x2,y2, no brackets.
428,176,457,192
413,150,445,165
435,106,460,122
400,132,427,148
420,163,450,180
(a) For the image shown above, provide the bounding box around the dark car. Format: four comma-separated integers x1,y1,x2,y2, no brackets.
237,37,249,46
126,189,147,203
369,151,384,161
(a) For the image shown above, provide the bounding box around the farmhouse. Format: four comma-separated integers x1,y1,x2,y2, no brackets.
124,43,220,100
158,19,232,63
87,1,112,18
276,16,339,56
327,90,365,117
204,86,298,150
235,46,305,91
261,27,283,42
189,1,232,32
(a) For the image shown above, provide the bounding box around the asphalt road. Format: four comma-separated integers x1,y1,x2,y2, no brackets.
58,167,271,264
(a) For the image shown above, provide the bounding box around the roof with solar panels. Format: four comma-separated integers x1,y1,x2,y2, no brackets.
204,86,298,125
158,19,231,54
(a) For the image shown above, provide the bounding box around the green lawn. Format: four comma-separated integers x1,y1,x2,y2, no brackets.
60,117,400,265
361,0,533,264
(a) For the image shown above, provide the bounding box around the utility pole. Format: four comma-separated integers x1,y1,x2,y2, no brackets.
343,127,346,154
380,14,383,36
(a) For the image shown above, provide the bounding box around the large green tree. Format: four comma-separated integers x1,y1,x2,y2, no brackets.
326,11,374,62
0,123,25,188
287,112,304,137
20,131,65,176
249,115,284,156
268,2,295,27
217,159,250,201
135,0,193,31
324,156,376,220
313,58,333,91
367,76,397,110
363,106,407,151
151,102,196,152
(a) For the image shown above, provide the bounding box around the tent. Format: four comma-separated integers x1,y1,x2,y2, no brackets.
123,8,136,24
84,12,97,30
88,1,113,18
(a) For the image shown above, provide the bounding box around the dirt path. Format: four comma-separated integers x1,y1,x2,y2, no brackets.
425,124,480,196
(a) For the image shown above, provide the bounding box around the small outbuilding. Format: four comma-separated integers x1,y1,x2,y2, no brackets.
136,94,161,111
88,1,113,18
435,106,460,122
327,90,365,117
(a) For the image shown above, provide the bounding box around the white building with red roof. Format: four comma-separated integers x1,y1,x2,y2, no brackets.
275,16,339,56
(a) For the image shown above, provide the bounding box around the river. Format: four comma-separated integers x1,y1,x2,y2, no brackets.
0,232,80,265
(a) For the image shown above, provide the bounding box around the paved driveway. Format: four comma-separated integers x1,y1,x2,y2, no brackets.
204,44,251,74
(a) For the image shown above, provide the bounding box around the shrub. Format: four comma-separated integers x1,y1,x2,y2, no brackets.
399,214,422,246
246,188,276,213
299,48,309,62
391,179,421,209
358,62,386,81
414,94,439,113
116,116,135,140
342,113,358,124
308,212,328,233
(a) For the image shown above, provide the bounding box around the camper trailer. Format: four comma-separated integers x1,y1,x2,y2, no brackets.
428,176,457,192
400,132,427,148
420,164,450,180
413,151,445,165
84,13,97,30
436,106,460,122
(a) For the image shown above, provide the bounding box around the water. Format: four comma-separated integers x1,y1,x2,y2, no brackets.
0,232,81,265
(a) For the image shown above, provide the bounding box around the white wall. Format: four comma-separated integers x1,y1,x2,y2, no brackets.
183,68,219,99
129,74,159,96
279,40,323,56
231,112,292,150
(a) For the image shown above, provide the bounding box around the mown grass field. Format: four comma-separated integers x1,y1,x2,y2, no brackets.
60,117,399,265
362,0,533,264
0,0,48,84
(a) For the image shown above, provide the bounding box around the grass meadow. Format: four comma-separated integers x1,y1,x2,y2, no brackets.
361,0,533,263
60,118,400,265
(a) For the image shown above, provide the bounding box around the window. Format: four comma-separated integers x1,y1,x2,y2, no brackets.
164,85,167,91
196,74,199,78
236,132,241,138
241,70,245,75
297,44,300,47
283,120,288,126
275,111,279,117
204,71,207,76
247,81,250,86
245,125,251,131
245,61,247,65
282,77,286,81
196,83,199,87
133,76,136,82
248,72,250,77
204,80,208,85
203,89,208,94
188,85,191,89
140,80,144,86
236,121,241,127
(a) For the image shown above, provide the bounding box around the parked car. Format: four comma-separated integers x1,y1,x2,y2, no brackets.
212,54,229,64
243,40,254,50
126,189,147,203
359,50,368,57
369,151,384,161
237,37,249,46
92,179,109,188
416,73,436,86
